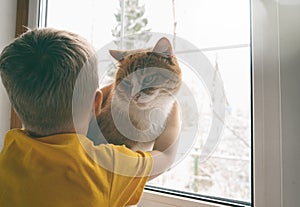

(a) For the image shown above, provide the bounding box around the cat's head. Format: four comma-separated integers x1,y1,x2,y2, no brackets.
110,37,182,109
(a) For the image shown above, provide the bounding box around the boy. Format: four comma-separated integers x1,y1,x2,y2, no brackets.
0,28,180,207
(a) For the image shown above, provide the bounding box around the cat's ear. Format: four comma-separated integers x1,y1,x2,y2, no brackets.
109,50,127,61
152,37,173,58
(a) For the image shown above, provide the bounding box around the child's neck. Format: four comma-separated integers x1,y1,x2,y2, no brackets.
24,128,78,138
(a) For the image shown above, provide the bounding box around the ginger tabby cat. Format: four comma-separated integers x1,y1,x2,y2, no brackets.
88,37,182,151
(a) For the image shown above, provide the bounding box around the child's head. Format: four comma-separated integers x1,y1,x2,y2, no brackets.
0,28,99,135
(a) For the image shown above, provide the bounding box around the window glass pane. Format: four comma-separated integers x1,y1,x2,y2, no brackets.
45,0,251,203
47,0,119,48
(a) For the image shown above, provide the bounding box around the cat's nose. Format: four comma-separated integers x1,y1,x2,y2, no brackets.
132,93,141,102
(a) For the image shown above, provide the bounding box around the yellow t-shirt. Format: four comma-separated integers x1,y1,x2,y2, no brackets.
0,129,153,207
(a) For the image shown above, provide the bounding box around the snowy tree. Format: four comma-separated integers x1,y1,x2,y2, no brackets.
112,0,151,49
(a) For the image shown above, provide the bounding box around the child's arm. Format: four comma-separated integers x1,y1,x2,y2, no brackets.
148,102,181,180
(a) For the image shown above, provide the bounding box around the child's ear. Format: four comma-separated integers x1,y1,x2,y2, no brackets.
94,90,103,116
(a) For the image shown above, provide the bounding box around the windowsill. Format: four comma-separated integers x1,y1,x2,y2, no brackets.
139,189,250,207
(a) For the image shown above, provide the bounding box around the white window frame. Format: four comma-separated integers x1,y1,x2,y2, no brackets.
252,0,282,206
27,0,283,206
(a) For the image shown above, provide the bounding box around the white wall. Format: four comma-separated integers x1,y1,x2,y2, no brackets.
278,4,300,207
0,0,17,148
250,1,300,207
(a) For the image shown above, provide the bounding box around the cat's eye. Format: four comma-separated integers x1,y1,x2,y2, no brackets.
122,78,131,85
143,75,155,84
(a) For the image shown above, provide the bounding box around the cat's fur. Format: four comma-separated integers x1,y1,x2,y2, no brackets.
87,37,182,151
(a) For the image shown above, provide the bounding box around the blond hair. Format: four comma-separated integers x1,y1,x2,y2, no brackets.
0,28,98,135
